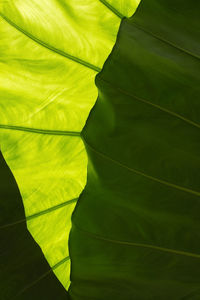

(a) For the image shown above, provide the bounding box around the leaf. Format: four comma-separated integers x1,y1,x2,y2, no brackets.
0,0,139,297
0,151,69,300
69,0,200,299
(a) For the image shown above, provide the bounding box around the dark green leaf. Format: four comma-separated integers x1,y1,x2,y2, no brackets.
70,1,200,298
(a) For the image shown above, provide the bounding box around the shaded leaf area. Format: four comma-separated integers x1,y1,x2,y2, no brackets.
69,0,200,299
0,151,69,300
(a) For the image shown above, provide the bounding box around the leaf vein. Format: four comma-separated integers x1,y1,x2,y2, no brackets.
0,124,80,136
98,78,200,129
0,13,101,72
84,140,200,197
99,0,123,19
130,21,200,60
14,256,70,298
74,223,200,259
0,198,78,229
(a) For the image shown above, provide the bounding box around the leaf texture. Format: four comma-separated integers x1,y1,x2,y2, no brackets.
0,151,70,300
0,0,139,294
69,0,200,299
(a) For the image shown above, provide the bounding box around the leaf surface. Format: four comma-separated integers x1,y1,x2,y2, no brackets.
0,0,139,296
69,0,200,298
0,151,70,300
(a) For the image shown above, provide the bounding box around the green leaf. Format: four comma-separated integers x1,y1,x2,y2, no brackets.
0,0,139,296
70,0,200,299
0,152,69,299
